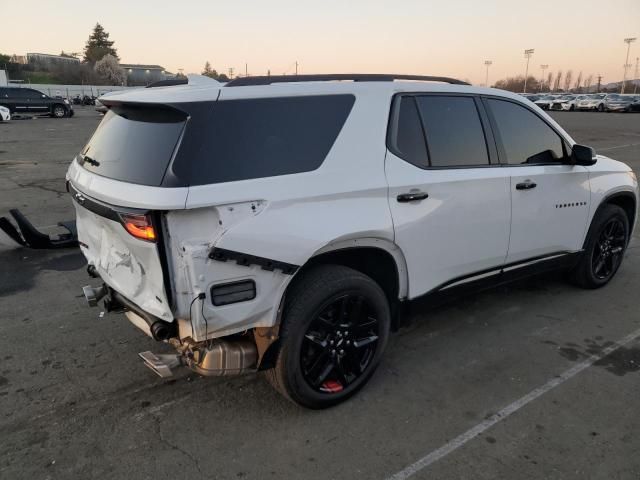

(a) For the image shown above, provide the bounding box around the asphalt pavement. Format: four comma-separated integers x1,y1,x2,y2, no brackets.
0,107,639,479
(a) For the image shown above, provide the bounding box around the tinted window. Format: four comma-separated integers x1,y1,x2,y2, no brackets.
172,95,355,185
393,96,428,167
416,96,489,167
78,105,187,186
24,89,43,99
488,99,564,164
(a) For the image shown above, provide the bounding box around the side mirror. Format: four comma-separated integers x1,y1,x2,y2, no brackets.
571,144,597,166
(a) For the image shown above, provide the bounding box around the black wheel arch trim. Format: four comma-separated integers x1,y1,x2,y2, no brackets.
590,190,637,243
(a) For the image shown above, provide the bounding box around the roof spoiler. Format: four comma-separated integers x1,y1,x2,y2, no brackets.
145,75,221,89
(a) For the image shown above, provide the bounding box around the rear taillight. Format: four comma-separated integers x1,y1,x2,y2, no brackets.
119,213,156,242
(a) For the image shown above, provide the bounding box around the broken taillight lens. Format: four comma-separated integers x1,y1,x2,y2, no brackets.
119,213,156,242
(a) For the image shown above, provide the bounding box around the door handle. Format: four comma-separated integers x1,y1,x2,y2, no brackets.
397,191,429,202
515,180,537,190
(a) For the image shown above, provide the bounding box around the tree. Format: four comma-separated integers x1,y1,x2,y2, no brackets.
60,51,79,59
584,74,593,92
574,71,583,92
201,61,230,82
553,71,563,92
493,75,538,93
94,54,126,85
83,23,118,63
563,70,573,92
546,72,553,92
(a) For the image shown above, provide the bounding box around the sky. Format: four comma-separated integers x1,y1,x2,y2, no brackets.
1,0,639,85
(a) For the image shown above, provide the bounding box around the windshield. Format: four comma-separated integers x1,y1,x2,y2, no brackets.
78,105,187,186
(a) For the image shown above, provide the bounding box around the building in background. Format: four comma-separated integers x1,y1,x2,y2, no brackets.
26,53,81,67
121,64,175,86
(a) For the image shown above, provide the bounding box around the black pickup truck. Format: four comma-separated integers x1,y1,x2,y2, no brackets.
0,87,74,118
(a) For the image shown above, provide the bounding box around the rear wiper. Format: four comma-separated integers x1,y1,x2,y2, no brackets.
79,154,100,167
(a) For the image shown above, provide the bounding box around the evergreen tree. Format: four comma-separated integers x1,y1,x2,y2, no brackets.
83,23,118,63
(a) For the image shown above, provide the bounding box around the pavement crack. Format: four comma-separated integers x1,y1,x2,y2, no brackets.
153,416,204,476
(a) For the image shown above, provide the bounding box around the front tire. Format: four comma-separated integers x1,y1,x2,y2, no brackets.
570,204,629,289
266,265,391,408
52,104,66,118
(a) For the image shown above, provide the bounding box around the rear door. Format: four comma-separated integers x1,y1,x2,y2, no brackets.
385,94,511,298
484,97,590,264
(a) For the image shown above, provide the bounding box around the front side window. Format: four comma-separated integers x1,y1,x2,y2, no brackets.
24,89,43,99
487,99,565,165
415,96,489,167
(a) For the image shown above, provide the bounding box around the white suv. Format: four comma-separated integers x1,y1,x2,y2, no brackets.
68,74,638,408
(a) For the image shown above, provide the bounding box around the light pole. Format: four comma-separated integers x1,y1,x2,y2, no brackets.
523,49,535,93
622,37,636,93
634,57,639,94
484,60,492,87
540,64,549,92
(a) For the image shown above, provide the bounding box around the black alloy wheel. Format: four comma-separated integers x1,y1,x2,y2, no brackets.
301,294,380,394
266,265,390,408
591,217,626,280
570,204,629,289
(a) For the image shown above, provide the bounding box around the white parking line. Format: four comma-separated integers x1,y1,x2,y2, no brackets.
598,143,640,152
387,326,640,480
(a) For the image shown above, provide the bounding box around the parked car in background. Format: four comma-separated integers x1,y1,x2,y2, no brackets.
71,74,638,408
604,94,639,112
523,94,542,103
0,105,10,121
576,94,607,111
533,95,556,110
94,98,108,113
550,95,579,111
0,87,74,118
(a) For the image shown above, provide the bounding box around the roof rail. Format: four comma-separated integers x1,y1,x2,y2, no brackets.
225,74,470,87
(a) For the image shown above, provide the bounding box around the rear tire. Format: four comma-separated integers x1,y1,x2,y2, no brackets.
265,265,391,409
597,104,604,112
570,204,629,289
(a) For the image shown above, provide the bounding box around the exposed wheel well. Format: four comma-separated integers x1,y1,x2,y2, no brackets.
301,247,400,305
258,246,403,370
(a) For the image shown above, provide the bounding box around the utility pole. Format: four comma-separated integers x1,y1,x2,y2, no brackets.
228,67,234,79
523,49,535,93
634,57,639,94
622,37,636,93
295,61,298,75
484,60,492,87
540,64,549,92
267,69,271,77
596,74,602,93
245,63,248,77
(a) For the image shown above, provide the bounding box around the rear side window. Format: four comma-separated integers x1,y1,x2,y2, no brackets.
487,99,564,164
416,96,489,167
172,95,355,185
78,105,186,186
394,96,428,167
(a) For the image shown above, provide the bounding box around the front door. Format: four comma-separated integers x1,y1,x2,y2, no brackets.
385,94,511,298
484,97,591,264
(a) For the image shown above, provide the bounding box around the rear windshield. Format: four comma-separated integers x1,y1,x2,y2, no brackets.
78,105,186,186
170,94,355,185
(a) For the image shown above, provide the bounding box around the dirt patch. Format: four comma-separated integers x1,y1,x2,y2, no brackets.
558,338,640,376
